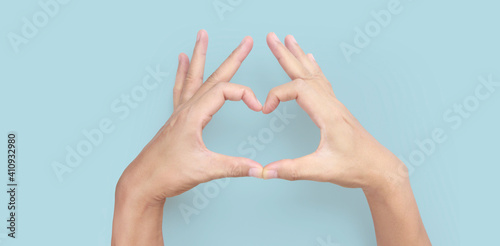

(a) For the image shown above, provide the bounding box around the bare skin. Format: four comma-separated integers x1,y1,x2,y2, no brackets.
262,32,432,246
112,30,263,246
111,30,432,246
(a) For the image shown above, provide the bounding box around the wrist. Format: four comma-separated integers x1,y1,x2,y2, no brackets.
116,154,170,206
362,157,410,199
112,174,165,246
116,168,166,207
361,159,430,246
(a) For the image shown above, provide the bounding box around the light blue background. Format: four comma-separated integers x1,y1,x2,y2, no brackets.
1,0,499,245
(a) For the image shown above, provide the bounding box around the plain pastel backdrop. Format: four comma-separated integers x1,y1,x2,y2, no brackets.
1,0,499,245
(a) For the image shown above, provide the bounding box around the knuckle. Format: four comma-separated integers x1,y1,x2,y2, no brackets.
202,80,217,89
311,71,324,80
284,160,301,181
242,85,251,93
184,73,194,81
207,71,221,82
294,79,308,89
184,73,199,83
268,87,277,96
295,78,315,94
289,168,300,181
226,162,243,177
163,118,177,134
238,84,249,91
177,105,196,122
238,86,249,96
269,87,280,97
213,82,228,92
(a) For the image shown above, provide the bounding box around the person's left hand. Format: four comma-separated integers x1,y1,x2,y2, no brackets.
261,33,406,191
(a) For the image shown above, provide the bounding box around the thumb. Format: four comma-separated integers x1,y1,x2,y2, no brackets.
263,154,319,181
209,153,264,180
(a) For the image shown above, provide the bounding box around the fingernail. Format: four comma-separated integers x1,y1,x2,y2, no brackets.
257,99,262,108
290,35,297,44
262,103,270,114
238,37,247,47
248,168,262,178
264,170,278,179
178,54,182,62
271,33,280,43
197,31,201,41
310,54,316,62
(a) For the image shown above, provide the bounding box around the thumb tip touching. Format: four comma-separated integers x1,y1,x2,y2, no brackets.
263,169,278,179
248,167,278,179
248,167,263,179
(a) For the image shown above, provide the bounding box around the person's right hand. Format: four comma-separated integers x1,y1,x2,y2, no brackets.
116,30,263,206
112,30,264,246
261,32,408,191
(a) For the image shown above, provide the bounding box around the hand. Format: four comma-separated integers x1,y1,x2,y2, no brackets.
112,30,265,246
261,32,407,191
261,33,431,245
116,30,263,205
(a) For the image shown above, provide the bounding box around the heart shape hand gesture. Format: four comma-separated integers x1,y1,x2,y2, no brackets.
112,30,430,246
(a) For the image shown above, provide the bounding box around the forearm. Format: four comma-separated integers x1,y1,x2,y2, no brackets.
363,166,431,246
112,182,165,246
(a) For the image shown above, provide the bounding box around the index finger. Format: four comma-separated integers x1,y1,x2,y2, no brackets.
192,83,262,128
193,36,254,97
206,36,253,84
